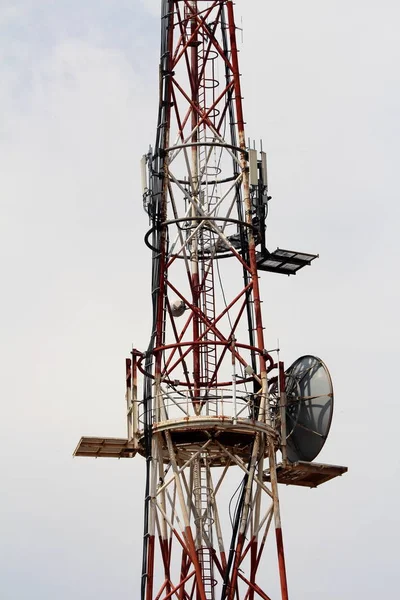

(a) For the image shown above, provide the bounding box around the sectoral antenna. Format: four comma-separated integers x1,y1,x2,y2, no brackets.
245,140,319,275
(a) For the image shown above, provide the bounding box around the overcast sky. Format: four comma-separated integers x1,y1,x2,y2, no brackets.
1,1,399,598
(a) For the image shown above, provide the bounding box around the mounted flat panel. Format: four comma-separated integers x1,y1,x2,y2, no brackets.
248,148,258,186
285,356,334,462
141,155,148,195
260,151,268,189
257,248,318,275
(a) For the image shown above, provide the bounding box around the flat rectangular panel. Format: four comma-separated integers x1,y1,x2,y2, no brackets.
141,155,147,194
248,149,258,186
257,248,318,275
263,462,348,488
74,436,137,458
260,151,268,188
274,249,295,258
263,260,283,268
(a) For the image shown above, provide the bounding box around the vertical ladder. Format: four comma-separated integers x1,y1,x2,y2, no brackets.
197,27,220,408
194,457,215,600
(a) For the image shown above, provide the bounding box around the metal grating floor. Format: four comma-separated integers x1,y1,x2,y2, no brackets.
264,461,348,488
73,436,137,459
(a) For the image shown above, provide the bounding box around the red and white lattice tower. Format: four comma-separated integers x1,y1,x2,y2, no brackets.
75,3,347,599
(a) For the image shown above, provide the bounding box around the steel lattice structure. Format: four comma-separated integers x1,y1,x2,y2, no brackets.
138,4,286,597
74,3,347,600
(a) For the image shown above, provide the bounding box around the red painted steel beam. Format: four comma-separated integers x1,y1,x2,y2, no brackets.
161,570,196,600
238,572,273,600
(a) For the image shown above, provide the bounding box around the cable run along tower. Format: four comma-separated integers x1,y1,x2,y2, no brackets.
74,2,347,599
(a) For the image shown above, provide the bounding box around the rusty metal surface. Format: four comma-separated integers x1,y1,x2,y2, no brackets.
73,436,136,458
263,461,348,488
136,417,277,465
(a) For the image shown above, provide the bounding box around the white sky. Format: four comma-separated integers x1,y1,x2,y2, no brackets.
1,1,399,598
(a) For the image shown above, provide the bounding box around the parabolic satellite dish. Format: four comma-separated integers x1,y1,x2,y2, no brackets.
283,355,334,463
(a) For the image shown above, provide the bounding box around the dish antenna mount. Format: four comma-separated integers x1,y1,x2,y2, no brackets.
279,355,334,462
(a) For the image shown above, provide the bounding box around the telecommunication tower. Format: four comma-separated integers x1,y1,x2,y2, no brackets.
74,2,347,599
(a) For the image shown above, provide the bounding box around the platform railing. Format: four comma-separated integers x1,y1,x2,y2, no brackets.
137,388,266,427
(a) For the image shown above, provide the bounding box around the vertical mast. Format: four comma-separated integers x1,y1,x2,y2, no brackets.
139,2,289,598
74,3,346,600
